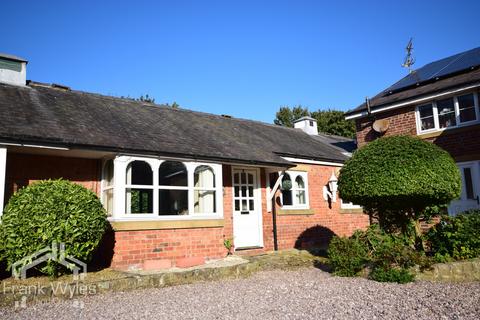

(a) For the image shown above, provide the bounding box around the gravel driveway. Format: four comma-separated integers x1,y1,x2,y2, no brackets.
1,268,479,320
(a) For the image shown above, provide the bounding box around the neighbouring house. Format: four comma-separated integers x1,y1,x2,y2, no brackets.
0,53,368,271
346,46,480,215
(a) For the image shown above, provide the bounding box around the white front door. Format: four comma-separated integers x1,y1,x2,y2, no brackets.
232,168,263,249
448,161,480,215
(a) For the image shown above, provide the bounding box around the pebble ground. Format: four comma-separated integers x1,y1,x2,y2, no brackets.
1,268,479,320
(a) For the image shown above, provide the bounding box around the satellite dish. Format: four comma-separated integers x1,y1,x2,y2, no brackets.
372,119,389,133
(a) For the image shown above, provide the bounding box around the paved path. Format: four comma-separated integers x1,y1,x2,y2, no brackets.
1,268,479,319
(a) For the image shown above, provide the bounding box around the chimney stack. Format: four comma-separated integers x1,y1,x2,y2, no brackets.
0,53,27,86
293,116,318,135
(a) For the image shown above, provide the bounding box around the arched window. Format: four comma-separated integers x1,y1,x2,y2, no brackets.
126,161,153,214
102,160,114,216
295,176,306,205
281,173,293,206
281,171,308,208
159,161,188,215
194,166,216,213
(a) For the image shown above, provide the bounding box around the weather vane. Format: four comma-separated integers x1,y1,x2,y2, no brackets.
402,38,415,73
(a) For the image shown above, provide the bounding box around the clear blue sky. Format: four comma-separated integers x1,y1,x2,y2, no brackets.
1,0,479,123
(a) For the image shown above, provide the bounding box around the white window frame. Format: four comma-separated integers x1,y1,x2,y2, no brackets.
101,159,115,216
280,171,309,210
415,91,480,134
108,155,223,221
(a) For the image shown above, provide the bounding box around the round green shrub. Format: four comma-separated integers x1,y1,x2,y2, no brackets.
0,179,108,276
426,210,480,261
339,136,461,212
327,236,368,276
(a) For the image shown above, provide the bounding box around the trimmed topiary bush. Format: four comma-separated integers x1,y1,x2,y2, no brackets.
338,136,461,243
0,179,108,277
426,210,480,261
327,236,368,276
369,266,415,283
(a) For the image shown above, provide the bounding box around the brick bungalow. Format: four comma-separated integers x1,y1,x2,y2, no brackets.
346,46,480,215
0,53,369,271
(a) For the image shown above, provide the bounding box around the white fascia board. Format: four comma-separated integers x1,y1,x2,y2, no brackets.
345,82,480,120
281,156,344,167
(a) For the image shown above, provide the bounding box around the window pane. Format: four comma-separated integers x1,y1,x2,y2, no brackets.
103,189,113,216
242,200,247,211
234,173,239,184
194,190,216,213
282,174,292,206
241,186,247,197
463,168,475,200
104,160,114,187
458,94,477,123
234,186,239,197
126,188,153,213
296,190,306,205
235,200,240,211
418,104,435,130
159,190,188,215
241,172,246,184
295,176,305,189
248,173,253,184
159,161,187,186
248,186,253,197
437,98,457,128
249,199,254,211
194,166,215,188
126,161,153,185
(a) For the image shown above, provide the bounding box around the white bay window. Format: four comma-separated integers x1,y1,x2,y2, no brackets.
104,156,223,220
416,92,480,134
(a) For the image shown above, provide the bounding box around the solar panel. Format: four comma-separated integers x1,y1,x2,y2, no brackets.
386,47,480,94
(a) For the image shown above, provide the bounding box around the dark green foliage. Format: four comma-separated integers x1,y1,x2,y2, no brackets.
274,106,310,128
0,179,108,277
339,136,461,212
329,224,431,283
311,109,356,138
369,267,415,283
327,236,368,276
339,136,461,234
425,210,480,261
273,106,355,138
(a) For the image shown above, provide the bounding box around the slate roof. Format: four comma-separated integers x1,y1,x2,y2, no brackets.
312,133,356,154
347,47,480,118
0,82,348,166
0,53,28,63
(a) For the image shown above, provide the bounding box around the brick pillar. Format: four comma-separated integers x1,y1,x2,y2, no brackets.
0,146,6,216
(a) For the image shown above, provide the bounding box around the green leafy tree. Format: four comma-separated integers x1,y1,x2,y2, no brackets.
311,109,356,138
338,136,461,248
273,106,310,127
273,106,355,138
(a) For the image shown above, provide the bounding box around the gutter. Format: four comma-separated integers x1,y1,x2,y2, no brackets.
346,82,480,120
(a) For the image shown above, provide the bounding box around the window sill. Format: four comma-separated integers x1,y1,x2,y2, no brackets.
277,208,314,215
418,123,480,139
340,208,364,214
109,218,224,231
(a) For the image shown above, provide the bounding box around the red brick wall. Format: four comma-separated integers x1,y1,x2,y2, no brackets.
5,153,101,203
355,106,416,147
110,228,226,270
355,106,480,161
273,165,369,250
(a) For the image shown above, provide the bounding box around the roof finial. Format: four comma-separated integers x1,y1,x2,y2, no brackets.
401,38,415,74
